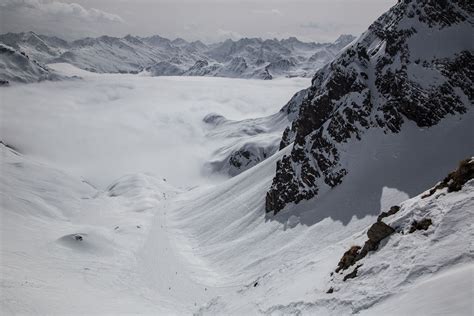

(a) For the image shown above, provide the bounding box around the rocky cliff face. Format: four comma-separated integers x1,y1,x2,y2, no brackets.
266,0,473,214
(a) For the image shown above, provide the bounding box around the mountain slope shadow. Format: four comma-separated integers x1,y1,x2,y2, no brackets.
265,112,474,227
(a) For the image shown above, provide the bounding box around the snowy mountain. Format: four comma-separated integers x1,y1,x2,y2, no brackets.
2,118,472,315
0,43,61,84
0,31,355,82
327,158,473,314
1,0,473,314
204,89,307,177
265,0,473,213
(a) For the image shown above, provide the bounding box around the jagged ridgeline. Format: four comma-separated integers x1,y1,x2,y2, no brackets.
266,0,473,213
0,32,355,83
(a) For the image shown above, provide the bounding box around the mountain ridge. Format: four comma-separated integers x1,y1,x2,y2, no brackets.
0,31,355,83
265,0,473,213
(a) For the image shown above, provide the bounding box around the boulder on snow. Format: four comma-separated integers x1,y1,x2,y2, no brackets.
358,221,395,258
367,221,395,243
409,218,433,233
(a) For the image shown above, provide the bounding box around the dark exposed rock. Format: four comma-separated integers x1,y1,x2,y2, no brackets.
326,287,334,294
423,158,474,198
409,218,432,233
336,246,361,273
359,221,395,259
343,265,362,282
357,239,378,260
377,205,401,222
229,150,253,169
367,221,395,243
335,221,395,273
265,0,473,214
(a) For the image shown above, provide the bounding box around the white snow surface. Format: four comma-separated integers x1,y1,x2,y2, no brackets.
1,68,473,315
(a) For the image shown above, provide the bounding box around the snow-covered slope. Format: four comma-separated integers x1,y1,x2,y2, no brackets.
2,127,472,315
0,32,355,82
1,1,472,314
203,111,289,176
0,43,60,84
1,63,472,316
266,0,473,213
203,87,308,177
166,152,473,315
0,143,186,314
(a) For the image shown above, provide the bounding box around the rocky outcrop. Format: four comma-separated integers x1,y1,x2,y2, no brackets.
336,246,361,273
409,218,432,233
266,0,473,214
358,222,395,259
335,213,397,278
343,265,361,282
422,158,474,198
331,156,473,284
377,205,401,222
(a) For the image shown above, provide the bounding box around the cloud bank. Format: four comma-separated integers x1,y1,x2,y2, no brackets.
0,0,124,39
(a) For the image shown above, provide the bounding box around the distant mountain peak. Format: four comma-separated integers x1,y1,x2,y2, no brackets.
1,31,359,82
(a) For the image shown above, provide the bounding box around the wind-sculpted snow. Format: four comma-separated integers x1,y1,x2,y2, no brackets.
0,31,355,82
266,0,474,213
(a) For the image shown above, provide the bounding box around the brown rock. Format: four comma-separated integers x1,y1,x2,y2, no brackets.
422,158,474,198
367,221,395,243
377,205,400,222
336,245,361,273
343,265,361,281
409,218,432,233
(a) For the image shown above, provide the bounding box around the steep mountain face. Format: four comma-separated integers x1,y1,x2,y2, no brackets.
204,112,289,176
0,32,355,81
0,43,60,84
266,0,473,213
203,88,309,177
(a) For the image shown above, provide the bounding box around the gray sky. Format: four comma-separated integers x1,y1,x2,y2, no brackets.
1,0,396,43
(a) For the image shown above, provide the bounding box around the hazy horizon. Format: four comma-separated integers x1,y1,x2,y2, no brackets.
1,0,396,43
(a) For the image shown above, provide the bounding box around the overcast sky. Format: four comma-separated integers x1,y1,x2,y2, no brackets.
1,0,396,43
